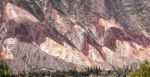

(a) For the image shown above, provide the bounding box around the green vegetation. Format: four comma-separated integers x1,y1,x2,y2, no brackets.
2,60,150,77
0,62,115,77
0,60,11,77
128,60,150,77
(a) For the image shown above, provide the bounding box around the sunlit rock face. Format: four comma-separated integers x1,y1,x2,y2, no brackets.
5,3,39,22
1,38,80,74
40,37,95,67
0,0,150,74
1,38,16,59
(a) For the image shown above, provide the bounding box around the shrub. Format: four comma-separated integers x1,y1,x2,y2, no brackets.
127,60,150,77
0,60,11,77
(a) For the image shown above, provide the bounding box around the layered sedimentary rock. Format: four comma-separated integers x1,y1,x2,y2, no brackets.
0,0,150,74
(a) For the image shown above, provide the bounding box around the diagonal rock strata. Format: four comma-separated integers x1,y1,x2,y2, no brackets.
0,0,150,74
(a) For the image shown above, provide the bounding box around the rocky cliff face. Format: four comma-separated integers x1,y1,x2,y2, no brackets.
0,0,150,74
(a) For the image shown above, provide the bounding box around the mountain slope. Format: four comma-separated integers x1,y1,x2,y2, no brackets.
0,0,150,74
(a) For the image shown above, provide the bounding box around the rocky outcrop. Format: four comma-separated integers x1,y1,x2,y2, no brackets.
0,0,150,74
3,38,79,74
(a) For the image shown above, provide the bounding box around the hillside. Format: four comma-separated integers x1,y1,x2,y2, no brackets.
0,0,150,75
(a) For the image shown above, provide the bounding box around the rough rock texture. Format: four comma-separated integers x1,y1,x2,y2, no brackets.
0,0,150,74
3,38,78,74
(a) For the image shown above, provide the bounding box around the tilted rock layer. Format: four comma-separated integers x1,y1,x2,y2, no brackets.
0,0,150,74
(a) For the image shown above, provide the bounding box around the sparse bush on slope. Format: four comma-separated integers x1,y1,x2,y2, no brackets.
0,60,11,77
128,60,150,77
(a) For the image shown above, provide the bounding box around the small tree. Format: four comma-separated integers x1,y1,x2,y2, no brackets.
128,60,150,77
